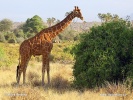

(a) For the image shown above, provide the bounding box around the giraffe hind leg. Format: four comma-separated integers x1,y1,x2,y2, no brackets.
17,55,31,85
22,56,31,84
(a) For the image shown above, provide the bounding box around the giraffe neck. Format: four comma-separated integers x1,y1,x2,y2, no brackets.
39,12,75,40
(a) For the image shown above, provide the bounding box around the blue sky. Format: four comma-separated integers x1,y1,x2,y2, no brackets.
0,0,133,22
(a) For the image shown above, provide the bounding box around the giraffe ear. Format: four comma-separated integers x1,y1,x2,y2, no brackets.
74,6,77,10
77,6,80,11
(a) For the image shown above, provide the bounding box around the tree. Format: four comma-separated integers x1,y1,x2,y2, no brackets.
56,19,60,24
98,13,120,22
23,15,46,37
0,19,13,32
47,17,56,27
4,32,16,43
59,30,78,41
113,14,120,21
71,15,133,89
14,29,24,38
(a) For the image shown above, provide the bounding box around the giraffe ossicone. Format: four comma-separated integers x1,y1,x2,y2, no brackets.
16,6,83,85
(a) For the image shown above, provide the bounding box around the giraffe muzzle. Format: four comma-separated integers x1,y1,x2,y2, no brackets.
80,17,84,20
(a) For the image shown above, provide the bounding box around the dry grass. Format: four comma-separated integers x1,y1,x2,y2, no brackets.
0,62,133,100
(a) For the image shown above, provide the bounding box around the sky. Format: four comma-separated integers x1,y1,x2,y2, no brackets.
0,0,133,22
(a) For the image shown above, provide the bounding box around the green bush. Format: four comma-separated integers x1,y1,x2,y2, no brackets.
14,29,24,38
71,19,133,89
51,43,74,62
4,32,17,43
0,43,19,67
8,38,16,43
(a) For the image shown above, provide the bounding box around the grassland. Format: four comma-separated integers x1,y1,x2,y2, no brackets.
0,43,133,100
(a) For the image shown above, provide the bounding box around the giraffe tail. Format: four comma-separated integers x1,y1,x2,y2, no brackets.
16,53,21,80
16,65,19,80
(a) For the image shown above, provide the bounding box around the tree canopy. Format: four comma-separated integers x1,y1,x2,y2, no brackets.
47,17,56,27
0,19,13,32
98,13,120,22
23,15,46,34
71,14,133,89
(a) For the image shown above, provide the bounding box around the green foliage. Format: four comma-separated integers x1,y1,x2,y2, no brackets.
0,33,6,42
16,37,24,43
71,18,133,89
23,15,46,37
0,19,13,32
47,17,56,27
51,42,74,62
58,28,79,41
14,29,24,38
63,43,75,54
4,32,17,43
98,13,119,22
0,43,19,67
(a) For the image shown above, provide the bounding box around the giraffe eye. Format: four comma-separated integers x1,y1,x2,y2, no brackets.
75,11,79,14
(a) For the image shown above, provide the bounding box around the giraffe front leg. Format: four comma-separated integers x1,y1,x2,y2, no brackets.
42,66,45,86
42,54,47,86
42,53,50,86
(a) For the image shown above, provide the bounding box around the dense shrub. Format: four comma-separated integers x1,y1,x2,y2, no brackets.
8,38,16,43
4,32,17,43
14,29,24,38
0,43,19,67
71,19,133,89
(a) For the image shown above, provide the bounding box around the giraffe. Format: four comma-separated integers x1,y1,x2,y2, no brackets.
16,6,83,85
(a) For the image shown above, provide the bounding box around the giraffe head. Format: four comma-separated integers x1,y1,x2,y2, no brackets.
73,6,83,20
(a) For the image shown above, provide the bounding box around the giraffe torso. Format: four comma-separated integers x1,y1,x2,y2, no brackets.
20,33,53,57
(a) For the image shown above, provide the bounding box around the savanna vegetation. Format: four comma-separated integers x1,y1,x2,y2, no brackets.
71,14,133,89
0,13,133,100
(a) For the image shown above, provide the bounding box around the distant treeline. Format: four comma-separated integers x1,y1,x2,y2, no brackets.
0,15,96,43
0,13,132,43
